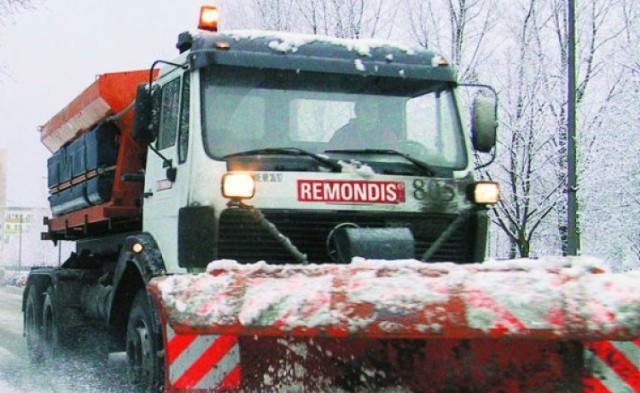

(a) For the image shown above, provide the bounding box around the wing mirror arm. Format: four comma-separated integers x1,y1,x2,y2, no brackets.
147,144,177,182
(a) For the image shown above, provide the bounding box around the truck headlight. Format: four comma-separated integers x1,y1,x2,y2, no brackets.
471,181,500,205
222,173,255,199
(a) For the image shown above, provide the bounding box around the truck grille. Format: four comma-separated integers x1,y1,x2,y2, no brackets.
218,209,476,264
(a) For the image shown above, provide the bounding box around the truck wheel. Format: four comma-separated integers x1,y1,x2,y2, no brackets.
42,286,64,364
25,285,44,364
126,290,163,392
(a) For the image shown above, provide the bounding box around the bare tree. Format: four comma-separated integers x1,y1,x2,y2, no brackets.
0,0,32,23
294,0,394,38
578,0,640,268
403,0,497,82
623,0,640,265
219,0,298,31
220,0,395,39
476,0,564,258
540,0,628,255
251,0,298,31
474,0,633,259
629,185,640,263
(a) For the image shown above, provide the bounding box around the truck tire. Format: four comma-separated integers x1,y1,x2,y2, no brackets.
25,285,44,364
42,286,64,365
126,290,163,392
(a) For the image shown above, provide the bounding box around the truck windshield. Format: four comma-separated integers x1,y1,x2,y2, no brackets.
201,66,468,169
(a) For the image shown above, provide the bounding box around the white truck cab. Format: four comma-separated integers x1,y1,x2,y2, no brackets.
136,27,499,274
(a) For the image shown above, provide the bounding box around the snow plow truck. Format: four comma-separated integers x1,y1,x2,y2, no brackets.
23,6,639,393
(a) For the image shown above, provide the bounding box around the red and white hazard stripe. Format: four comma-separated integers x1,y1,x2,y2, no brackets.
584,339,640,393
165,324,241,391
459,272,640,392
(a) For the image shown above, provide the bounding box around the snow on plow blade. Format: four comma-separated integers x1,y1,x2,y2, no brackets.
148,257,640,341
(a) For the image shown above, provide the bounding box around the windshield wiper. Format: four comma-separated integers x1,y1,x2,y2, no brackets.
324,149,435,176
224,148,342,172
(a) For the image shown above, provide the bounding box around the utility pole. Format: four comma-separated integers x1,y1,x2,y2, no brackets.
567,0,580,255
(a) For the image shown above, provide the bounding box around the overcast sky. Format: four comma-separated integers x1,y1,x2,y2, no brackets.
0,0,207,207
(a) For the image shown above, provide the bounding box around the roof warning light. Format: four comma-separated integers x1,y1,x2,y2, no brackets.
199,5,219,32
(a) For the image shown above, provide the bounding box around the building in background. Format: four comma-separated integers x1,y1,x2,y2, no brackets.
0,206,72,269
0,151,70,268
0,206,59,268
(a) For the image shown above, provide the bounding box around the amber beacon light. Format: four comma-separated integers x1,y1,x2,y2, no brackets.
199,5,219,32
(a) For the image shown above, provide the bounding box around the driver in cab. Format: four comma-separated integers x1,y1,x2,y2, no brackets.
328,97,399,150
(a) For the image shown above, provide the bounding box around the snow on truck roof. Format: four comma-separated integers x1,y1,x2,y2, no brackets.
186,29,457,81
225,30,418,57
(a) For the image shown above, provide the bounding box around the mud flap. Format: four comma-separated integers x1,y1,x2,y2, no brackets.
162,322,241,392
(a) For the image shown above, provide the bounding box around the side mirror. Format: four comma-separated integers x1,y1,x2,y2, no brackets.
133,84,160,144
470,95,497,153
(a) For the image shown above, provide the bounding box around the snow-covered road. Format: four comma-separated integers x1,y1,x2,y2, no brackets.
0,285,26,393
0,285,133,393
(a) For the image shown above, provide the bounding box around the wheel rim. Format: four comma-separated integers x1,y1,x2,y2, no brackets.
127,319,154,387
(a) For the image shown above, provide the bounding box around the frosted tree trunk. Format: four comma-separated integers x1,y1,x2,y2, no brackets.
483,0,563,258
544,0,629,256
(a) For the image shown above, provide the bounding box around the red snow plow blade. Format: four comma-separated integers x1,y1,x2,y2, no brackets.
149,257,639,340
148,258,640,392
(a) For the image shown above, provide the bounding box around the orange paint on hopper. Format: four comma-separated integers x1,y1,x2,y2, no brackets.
41,69,157,235
39,70,154,152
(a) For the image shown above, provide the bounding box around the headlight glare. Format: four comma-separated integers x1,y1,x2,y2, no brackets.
222,173,255,199
472,181,500,205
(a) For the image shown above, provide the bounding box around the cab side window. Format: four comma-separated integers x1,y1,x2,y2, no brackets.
157,78,181,150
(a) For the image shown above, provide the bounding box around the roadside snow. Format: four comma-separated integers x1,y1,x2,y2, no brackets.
0,379,20,393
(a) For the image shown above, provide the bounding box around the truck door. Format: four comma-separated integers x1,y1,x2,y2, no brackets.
142,72,191,272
